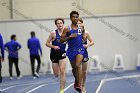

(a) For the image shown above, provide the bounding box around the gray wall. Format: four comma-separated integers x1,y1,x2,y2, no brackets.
0,15,140,76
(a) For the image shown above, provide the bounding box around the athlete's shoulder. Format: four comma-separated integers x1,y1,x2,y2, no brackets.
49,30,56,37
64,26,69,30
51,30,56,34
85,30,89,34
63,26,70,33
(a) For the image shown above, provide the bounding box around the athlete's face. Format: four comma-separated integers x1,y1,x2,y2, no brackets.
77,20,83,25
71,14,79,25
78,20,84,30
56,20,64,30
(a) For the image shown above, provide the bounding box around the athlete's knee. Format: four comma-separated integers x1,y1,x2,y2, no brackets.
53,70,59,76
82,70,87,75
82,68,87,72
75,63,81,68
72,68,76,72
60,70,65,76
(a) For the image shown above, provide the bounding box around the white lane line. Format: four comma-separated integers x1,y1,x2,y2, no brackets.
95,74,140,93
63,73,103,92
1,80,58,93
18,84,39,93
18,79,49,93
1,86,16,91
26,84,47,93
1,82,36,87
64,83,74,91
104,74,140,82
95,80,105,93
1,78,49,87
95,73,108,93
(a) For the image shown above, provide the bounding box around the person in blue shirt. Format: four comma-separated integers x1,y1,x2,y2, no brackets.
78,18,94,93
4,34,22,80
27,31,42,79
46,18,66,93
0,34,4,83
60,11,84,92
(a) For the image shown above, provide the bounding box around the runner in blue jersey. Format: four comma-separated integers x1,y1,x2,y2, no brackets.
60,11,84,92
46,18,66,93
78,18,94,93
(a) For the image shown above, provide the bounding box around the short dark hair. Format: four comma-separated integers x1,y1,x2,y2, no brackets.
11,34,16,40
70,11,79,18
30,31,35,37
55,18,64,25
78,18,83,23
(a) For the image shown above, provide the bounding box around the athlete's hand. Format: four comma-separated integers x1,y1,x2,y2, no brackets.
2,58,4,62
83,44,88,48
70,34,77,38
0,58,4,62
53,46,60,50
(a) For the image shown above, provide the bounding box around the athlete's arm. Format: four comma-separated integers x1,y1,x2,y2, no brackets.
87,31,94,47
60,27,77,43
46,31,60,50
83,31,94,48
46,31,55,48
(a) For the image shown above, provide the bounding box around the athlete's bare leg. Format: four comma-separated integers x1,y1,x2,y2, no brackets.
82,62,88,92
59,59,66,91
52,63,60,77
75,54,83,92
